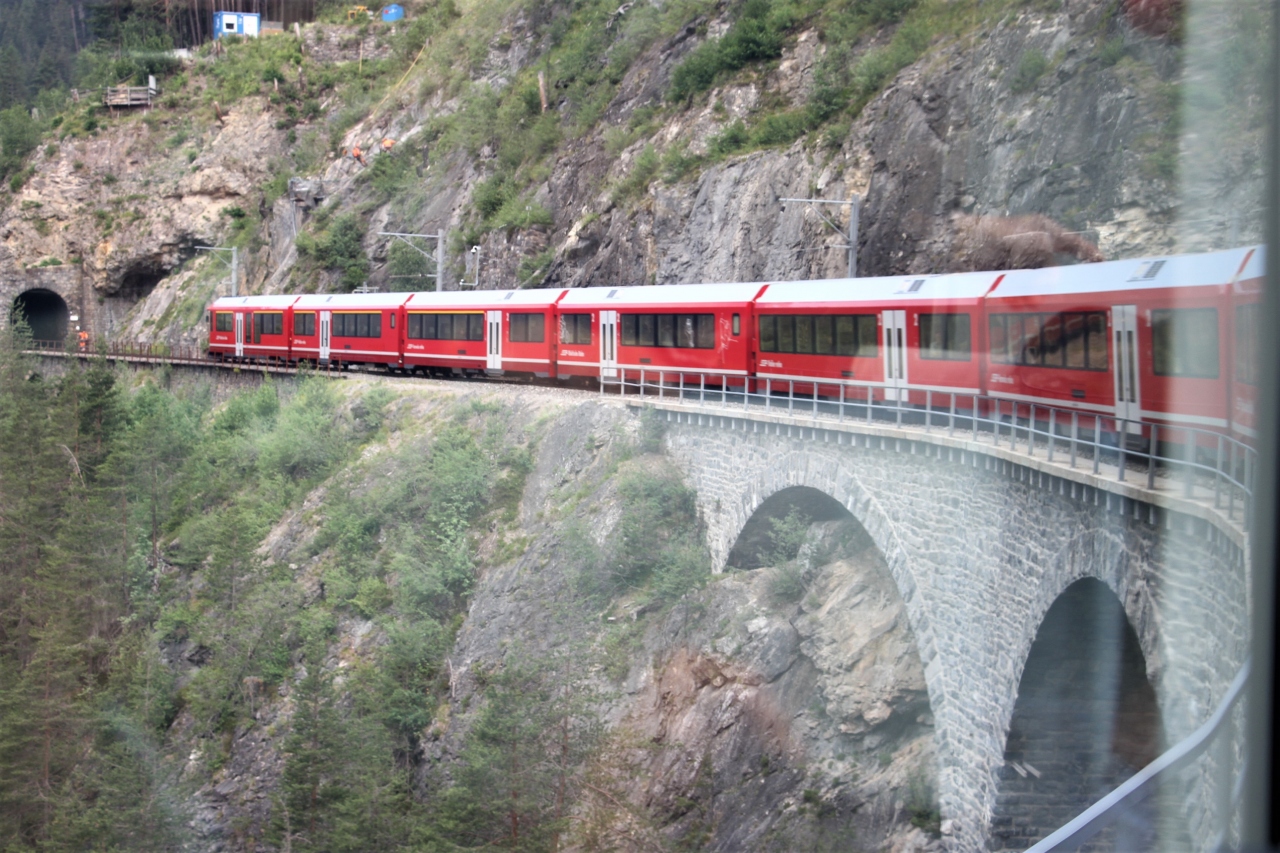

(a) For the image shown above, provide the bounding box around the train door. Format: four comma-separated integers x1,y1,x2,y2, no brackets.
882,310,908,401
1111,305,1141,424
234,312,245,358
600,310,618,379
319,311,331,363
487,310,503,372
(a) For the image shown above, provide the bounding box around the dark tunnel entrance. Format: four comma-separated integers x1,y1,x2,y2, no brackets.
990,578,1164,851
11,289,70,343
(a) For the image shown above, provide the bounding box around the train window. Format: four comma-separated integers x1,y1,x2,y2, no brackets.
510,313,545,343
333,313,381,338
618,313,715,348
253,312,283,338
561,313,592,345
1041,315,1064,366
407,313,482,341
777,316,796,352
990,312,1107,370
657,315,674,347
794,315,814,354
760,315,777,351
1086,314,1107,369
676,315,695,347
390,314,395,329
1236,305,1259,385
919,313,971,361
639,314,655,346
294,312,315,336
732,314,741,336
814,316,834,354
1152,308,1219,378
697,315,715,348
855,316,877,357
761,314,878,356
215,312,233,332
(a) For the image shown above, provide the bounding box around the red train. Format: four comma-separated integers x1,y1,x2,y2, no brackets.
207,245,1264,444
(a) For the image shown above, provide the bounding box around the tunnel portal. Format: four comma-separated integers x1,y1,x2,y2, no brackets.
11,289,70,343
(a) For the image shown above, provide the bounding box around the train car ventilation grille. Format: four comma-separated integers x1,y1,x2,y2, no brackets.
503,292,515,300
1129,260,1167,281
907,279,926,293
607,289,619,298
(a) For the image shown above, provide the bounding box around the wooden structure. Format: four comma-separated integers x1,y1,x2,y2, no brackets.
104,76,157,108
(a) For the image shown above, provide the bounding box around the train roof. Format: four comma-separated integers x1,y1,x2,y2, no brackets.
210,294,301,309
403,289,567,309
989,246,1260,298
757,270,1003,305
558,282,765,307
291,292,413,310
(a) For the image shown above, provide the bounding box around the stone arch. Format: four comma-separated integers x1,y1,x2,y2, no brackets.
11,288,70,343
989,577,1164,851
714,449,938,685
726,485,855,569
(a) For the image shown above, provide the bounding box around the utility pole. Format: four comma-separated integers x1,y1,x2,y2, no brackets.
196,245,239,296
779,195,861,278
378,231,446,290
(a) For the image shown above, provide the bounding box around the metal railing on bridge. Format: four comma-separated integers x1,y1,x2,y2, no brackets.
24,339,325,376
601,368,1256,530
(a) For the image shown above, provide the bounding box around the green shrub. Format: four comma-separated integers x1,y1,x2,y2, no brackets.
472,174,513,220
1010,49,1049,93
295,213,371,291
852,18,932,99
517,248,555,287
0,106,39,181
612,144,660,201
750,110,809,147
574,467,709,604
1097,37,1127,67
709,120,749,158
668,0,793,102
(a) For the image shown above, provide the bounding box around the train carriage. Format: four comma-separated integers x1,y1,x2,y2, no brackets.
400,290,564,376
554,283,761,384
290,292,409,368
754,272,1002,405
208,294,301,362
987,247,1257,437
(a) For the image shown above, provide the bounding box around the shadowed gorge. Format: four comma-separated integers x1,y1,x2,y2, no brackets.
991,578,1164,851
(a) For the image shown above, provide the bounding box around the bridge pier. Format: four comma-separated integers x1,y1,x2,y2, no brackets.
654,404,1248,853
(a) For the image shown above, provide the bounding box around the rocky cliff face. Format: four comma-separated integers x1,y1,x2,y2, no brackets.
1,98,284,298
5,0,1261,346
169,388,943,853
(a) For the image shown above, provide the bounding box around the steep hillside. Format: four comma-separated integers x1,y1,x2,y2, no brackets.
0,0,1266,346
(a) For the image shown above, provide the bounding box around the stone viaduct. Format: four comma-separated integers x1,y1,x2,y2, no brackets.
647,400,1249,853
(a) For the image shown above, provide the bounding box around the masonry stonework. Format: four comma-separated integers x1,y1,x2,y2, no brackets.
0,266,95,340
658,410,1248,853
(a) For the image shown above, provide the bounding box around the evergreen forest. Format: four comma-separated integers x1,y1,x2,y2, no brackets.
0,320,713,851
